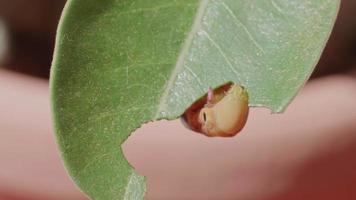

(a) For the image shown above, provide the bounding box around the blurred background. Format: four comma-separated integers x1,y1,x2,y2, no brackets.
1,0,356,200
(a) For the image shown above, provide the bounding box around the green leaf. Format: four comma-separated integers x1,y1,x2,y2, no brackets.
50,0,339,199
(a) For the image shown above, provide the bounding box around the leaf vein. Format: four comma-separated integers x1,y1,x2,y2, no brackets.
201,30,239,77
220,1,265,54
270,0,284,15
185,66,203,86
153,0,210,119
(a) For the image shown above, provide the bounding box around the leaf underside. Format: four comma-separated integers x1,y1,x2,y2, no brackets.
51,0,339,199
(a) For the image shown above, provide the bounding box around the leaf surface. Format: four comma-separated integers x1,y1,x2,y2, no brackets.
51,0,339,199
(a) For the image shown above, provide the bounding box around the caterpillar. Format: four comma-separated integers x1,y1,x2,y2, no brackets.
182,83,249,137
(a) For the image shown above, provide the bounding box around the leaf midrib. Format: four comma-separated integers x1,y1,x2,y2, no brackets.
154,0,209,119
